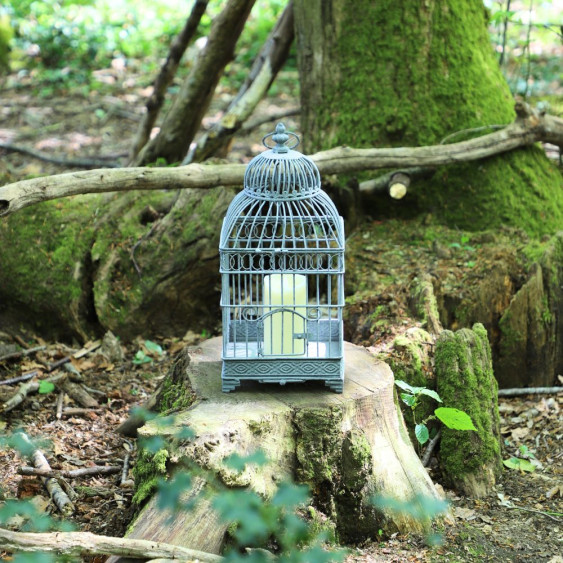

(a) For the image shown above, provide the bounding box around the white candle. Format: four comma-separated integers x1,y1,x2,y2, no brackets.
263,274,307,355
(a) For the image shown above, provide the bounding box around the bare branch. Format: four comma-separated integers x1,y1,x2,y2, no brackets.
1,103,561,218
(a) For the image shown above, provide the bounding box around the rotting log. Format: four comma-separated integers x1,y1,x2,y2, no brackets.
0,103,561,218
111,337,441,560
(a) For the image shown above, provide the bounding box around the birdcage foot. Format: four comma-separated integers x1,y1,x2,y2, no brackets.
222,378,240,393
325,379,344,393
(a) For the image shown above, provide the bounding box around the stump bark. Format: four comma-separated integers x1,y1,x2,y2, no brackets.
113,338,441,559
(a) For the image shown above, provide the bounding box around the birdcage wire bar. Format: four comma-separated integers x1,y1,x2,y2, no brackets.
220,123,345,392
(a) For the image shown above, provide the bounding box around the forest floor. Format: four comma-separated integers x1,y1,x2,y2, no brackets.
0,63,562,562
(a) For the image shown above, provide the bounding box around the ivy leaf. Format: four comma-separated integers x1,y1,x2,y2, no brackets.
38,381,55,394
415,423,429,445
418,388,442,402
401,393,416,407
434,407,477,431
503,457,536,472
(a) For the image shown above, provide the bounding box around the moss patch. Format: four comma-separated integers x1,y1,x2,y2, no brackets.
132,448,169,505
0,195,101,339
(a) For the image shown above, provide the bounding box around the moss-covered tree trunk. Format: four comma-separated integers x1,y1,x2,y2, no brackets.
293,0,563,236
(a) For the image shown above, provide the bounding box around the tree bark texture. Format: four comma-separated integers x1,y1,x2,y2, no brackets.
1,103,560,219
293,0,563,237
133,0,256,166
189,1,295,163
129,0,209,162
117,337,441,558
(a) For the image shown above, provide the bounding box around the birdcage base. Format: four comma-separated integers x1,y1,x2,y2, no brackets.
221,358,344,393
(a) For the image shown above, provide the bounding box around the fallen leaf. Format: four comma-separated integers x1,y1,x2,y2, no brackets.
453,506,476,520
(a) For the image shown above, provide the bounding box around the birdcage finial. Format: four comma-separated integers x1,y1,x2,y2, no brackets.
263,122,300,153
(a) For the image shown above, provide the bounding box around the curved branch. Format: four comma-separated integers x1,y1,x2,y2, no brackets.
1,103,561,218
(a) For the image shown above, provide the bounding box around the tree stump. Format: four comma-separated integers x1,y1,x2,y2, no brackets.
111,338,441,560
435,324,502,497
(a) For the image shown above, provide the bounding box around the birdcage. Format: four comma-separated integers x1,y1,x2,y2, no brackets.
219,123,345,393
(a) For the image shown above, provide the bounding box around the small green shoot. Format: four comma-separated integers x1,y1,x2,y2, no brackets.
395,380,476,445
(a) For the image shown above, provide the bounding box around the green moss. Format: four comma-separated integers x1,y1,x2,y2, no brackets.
295,407,343,485
132,448,169,505
306,506,338,544
0,195,100,338
435,324,501,485
156,374,196,413
341,430,372,491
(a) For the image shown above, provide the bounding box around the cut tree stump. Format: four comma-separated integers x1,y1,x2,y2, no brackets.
110,338,441,560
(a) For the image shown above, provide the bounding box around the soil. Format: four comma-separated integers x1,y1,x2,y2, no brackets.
0,63,562,562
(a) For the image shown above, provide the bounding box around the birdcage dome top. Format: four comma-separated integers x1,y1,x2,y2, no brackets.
243,123,321,201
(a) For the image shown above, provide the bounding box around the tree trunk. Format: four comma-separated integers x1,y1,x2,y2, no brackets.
128,0,209,162
188,1,295,163
115,337,441,558
133,0,256,166
293,0,563,237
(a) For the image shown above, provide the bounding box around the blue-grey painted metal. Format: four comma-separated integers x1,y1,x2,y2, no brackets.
220,123,345,392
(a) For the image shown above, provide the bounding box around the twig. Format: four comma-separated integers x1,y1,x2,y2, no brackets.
55,391,64,420
0,528,224,561
0,345,46,363
0,141,121,169
440,124,506,145
422,428,441,467
240,107,301,134
504,504,562,522
62,407,103,416
121,441,133,486
0,371,38,386
499,0,511,66
18,465,122,479
73,340,102,359
14,433,74,515
498,386,563,397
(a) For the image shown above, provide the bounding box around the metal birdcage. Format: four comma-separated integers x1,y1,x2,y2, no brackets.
219,123,345,393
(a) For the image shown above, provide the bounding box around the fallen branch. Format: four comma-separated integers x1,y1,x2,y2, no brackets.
2,373,66,413
0,528,224,562
1,102,561,218
18,465,122,479
0,371,38,386
62,407,103,416
0,345,46,363
14,433,74,515
498,386,563,397
0,141,121,169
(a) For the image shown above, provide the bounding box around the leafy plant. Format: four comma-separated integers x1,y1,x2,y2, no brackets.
396,380,477,446
503,444,540,473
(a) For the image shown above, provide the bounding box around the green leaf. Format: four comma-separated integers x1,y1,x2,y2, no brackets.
132,349,152,365
395,380,422,394
418,388,442,402
415,423,429,445
144,340,163,355
434,407,477,431
272,482,309,509
38,380,55,394
401,393,416,407
503,457,536,472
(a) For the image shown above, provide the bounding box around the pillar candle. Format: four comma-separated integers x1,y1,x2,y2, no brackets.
263,274,307,355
